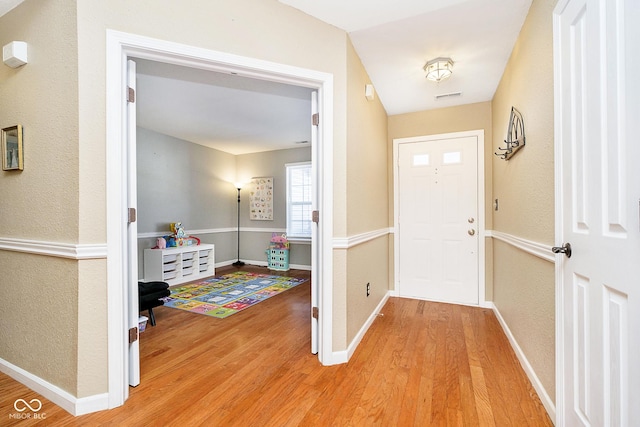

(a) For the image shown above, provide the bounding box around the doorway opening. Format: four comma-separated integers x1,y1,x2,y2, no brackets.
106,30,335,408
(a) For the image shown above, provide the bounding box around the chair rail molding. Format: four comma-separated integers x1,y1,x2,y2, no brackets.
486,230,554,263
332,228,393,249
0,237,107,259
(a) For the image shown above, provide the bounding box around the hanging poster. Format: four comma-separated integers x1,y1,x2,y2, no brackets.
249,177,273,220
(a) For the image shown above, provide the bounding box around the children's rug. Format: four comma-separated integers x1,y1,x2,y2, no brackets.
161,271,308,319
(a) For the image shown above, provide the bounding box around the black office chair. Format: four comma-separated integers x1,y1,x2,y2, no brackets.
138,281,170,326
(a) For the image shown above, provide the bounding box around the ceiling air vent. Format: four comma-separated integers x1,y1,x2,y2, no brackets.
434,91,462,100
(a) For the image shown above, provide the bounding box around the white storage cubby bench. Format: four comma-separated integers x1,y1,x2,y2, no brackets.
144,244,215,286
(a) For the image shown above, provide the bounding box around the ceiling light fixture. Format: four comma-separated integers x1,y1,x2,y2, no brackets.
423,57,454,83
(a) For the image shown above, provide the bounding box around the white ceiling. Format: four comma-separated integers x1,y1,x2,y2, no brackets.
281,0,533,115
0,0,22,17
135,59,314,155
1,0,533,154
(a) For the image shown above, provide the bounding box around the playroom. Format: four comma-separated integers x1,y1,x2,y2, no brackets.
134,58,314,327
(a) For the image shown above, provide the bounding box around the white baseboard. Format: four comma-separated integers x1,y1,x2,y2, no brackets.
216,259,312,271
331,291,392,364
0,358,109,416
488,302,556,423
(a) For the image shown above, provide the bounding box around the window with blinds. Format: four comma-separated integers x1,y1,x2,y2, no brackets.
286,162,312,238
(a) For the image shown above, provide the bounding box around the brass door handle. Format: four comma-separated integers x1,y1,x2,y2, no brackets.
468,229,476,236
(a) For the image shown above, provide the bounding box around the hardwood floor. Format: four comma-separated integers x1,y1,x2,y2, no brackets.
1,265,552,426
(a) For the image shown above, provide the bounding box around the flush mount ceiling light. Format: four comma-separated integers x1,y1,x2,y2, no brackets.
423,57,454,83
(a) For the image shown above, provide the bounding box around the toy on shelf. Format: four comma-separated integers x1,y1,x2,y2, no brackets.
269,233,290,249
151,222,202,249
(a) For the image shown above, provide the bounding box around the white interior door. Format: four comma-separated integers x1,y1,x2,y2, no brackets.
310,90,319,354
398,135,479,305
554,0,640,424
126,59,140,388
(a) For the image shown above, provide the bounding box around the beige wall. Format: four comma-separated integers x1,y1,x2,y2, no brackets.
0,0,88,396
342,39,390,346
388,102,494,298
2,0,383,400
491,0,557,401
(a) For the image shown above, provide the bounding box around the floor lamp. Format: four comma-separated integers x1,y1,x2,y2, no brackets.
233,183,245,267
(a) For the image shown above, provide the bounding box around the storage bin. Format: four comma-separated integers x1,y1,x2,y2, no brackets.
163,270,178,281
182,252,195,261
163,254,178,263
163,262,177,272
138,316,148,332
268,248,290,271
182,267,194,276
182,259,193,268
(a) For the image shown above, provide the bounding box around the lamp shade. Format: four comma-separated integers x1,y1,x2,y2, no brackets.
424,57,454,83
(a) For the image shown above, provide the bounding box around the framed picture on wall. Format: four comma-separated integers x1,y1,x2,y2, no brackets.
249,177,274,220
2,125,23,171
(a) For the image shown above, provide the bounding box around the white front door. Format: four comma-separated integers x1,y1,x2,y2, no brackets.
554,0,640,425
397,134,479,305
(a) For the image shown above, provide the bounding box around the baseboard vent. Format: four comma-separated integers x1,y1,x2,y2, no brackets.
434,91,462,100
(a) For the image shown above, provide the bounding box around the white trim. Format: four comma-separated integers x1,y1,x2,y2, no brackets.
332,228,392,249
137,227,296,239
106,30,334,407
553,3,567,424
332,291,392,364
488,302,557,422
393,130,486,306
0,237,107,259
138,228,311,245
487,230,555,263
0,358,109,416
235,259,312,271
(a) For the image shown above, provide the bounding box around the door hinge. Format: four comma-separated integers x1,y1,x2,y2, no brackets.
312,306,319,319
312,210,319,224
127,86,135,103
129,327,138,344
312,113,319,126
128,207,137,224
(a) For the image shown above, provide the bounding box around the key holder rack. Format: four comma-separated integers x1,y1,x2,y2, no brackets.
495,106,525,160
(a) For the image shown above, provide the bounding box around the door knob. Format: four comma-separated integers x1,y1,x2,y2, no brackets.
552,242,572,258
468,229,476,236
468,217,475,223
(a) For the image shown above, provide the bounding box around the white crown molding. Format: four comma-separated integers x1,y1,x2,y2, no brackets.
333,228,392,249
486,230,555,263
0,237,107,259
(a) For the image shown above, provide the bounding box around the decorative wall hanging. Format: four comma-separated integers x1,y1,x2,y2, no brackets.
495,107,525,160
249,177,273,220
2,124,23,171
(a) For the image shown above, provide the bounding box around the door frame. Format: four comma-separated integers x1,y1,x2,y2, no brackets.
392,130,486,306
105,30,334,408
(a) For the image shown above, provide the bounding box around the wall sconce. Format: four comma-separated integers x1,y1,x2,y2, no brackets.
3,41,28,68
423,57,453,83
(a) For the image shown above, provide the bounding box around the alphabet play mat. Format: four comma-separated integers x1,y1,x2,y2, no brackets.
161,271,308,319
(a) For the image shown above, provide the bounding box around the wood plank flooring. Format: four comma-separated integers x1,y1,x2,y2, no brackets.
1,265,553,426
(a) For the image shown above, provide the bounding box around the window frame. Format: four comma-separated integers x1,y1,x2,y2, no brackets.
285,161,313,241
